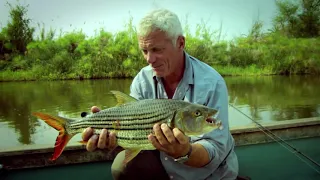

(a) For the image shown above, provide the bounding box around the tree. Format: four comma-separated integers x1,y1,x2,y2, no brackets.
4,2,35,54
272,0,320,38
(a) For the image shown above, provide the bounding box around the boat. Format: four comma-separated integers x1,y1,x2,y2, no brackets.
1,106,320,180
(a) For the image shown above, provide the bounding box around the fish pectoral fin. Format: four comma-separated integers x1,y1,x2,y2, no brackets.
110,91,137,106
123,149,141,166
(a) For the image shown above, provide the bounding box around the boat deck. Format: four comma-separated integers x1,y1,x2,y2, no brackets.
237,136,320,180
1,136,319,180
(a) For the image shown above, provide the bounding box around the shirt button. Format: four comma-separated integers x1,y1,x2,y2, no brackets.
170,175,173,179
165,157,168,160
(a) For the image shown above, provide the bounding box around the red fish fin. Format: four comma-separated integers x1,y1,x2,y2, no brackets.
32,112,75,161
50,132,73,161
123,149,141,167
32,112,70,131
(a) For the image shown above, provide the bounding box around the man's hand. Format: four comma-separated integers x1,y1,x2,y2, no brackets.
81,106,118,152
148,123,191,158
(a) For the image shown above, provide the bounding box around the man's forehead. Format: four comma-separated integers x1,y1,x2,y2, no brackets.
138,34,170,48
138,38,165,47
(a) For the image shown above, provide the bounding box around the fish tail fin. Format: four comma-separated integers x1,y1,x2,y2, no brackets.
32,112,76,161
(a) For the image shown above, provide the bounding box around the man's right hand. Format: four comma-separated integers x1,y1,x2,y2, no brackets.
81,106,118,152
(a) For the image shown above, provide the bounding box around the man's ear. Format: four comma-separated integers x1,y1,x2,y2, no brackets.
177,36,185,50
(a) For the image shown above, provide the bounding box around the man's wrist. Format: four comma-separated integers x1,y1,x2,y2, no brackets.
173,143,192,163
183,143,192,157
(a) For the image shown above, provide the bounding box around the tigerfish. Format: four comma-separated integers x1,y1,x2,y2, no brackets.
32,91,223,165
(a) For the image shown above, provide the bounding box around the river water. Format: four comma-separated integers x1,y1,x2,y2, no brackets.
0,75,319,149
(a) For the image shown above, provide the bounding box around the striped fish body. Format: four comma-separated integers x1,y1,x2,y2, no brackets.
32,91,221,164
68,98,191,150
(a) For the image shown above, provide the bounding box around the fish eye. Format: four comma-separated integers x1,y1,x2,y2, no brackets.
194,110,201,116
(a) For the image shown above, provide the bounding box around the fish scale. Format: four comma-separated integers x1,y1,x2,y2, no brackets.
68,99,187,149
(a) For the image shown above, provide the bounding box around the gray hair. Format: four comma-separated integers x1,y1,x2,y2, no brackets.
137,9,183,46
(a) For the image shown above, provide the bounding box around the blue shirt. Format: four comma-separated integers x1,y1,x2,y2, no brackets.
129,52,239,180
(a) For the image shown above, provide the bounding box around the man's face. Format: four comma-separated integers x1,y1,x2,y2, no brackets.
138,30,184,77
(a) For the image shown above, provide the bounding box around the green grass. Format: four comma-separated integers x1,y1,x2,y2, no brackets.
0,70,35,81
0,65,278,82
214,65,276,76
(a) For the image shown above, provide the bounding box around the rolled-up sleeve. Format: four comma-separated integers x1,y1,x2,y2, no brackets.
192,79,231,171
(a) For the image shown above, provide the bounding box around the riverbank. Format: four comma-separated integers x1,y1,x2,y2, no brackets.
1,24,319,82
0,64,277,82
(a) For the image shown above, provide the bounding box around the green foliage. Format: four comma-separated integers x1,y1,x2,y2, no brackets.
0,1,319,81
229,33,320,75
186,18,320,75
272,0,320,38
17,17,146,80
0,1,35,72
3,2,35,54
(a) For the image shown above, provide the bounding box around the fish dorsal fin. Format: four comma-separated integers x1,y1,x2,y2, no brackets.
110,91,138,106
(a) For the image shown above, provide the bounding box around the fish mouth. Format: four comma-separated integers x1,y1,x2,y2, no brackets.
206,110,218,124
205,117,223,130
206,117,216,124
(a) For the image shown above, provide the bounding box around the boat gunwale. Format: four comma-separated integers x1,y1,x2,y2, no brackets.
230,117,320,134
0,117,319,157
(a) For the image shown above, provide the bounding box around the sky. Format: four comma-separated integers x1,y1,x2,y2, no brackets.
0,0,279,40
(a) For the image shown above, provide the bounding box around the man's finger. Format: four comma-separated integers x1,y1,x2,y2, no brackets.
148,134,166,152
108,132,117,149
173,128,188,144
82,127,94,141
87,134,99,152
154,123,169,147
161,123,177,144
91,106,100,113
97,129,108,149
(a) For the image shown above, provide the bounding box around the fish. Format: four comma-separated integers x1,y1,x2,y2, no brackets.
32,90,223,165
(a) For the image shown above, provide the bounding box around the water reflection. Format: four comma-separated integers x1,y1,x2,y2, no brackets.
0,76,319,148
0,79,132,148
225,75,320,121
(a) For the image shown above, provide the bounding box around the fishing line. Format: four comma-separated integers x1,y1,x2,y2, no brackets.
229,102,320,174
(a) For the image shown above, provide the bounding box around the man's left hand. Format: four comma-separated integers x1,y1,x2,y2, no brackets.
148,123,191,158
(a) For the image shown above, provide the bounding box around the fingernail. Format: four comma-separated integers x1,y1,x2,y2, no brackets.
161,124,166,129
83,128,89,134
92,134,98,139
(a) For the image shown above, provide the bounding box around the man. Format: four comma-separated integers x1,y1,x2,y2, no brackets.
82,9,239,180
